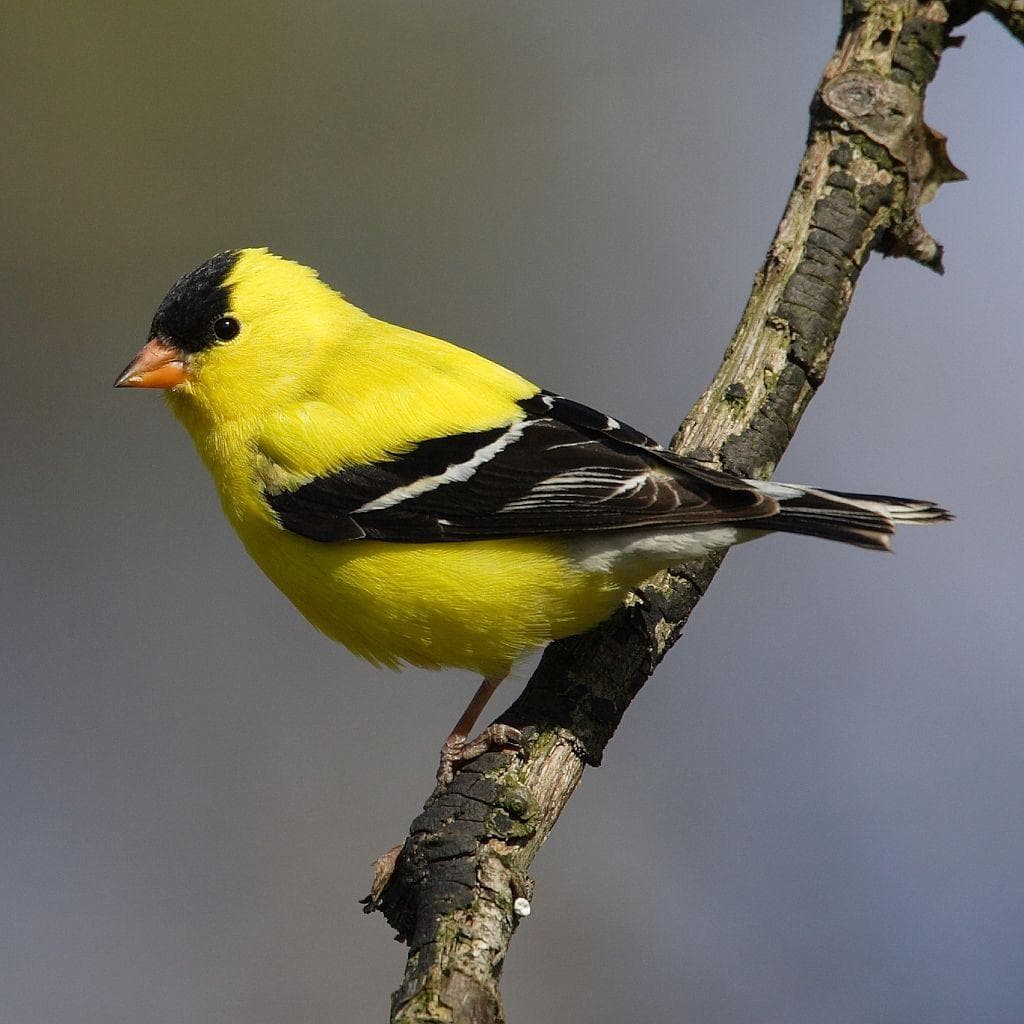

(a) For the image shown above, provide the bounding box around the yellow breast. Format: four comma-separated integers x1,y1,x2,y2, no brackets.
236,520,626,676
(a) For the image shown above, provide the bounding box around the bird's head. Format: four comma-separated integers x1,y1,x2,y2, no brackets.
115,248,359,425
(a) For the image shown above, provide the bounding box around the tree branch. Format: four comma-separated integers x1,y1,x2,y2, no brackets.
367,3,1004,1021
983,0,1024,44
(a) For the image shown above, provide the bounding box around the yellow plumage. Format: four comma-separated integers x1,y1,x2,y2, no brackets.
160,249,626,677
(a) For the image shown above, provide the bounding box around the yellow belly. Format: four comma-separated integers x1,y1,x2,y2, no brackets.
238,521,627,678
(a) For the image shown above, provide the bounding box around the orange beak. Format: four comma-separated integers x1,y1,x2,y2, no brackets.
114,337,190,389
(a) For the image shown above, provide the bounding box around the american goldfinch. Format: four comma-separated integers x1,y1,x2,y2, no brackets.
116,248,950,781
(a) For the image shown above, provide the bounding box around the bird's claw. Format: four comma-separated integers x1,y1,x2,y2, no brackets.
436,723,525,785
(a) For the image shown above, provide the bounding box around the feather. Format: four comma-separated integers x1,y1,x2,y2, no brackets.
265,391,777,542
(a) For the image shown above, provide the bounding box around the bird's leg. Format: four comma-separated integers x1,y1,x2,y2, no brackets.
436,674,523,785
365,676,523,904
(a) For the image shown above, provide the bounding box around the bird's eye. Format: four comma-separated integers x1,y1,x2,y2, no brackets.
213,316,241,341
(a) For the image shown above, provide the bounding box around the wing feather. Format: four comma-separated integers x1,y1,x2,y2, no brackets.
265,390,778,542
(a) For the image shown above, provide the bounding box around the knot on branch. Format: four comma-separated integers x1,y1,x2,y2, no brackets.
820,64,965,270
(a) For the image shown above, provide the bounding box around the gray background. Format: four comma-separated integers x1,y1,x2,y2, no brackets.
4,3,1023,1022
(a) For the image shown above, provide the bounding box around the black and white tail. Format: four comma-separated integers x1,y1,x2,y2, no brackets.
750,481,953,551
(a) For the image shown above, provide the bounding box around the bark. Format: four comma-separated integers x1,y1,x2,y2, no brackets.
365,3,1015,1021
985,0,1024,43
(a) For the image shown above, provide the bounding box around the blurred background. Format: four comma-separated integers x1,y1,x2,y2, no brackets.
3,3,1022,1022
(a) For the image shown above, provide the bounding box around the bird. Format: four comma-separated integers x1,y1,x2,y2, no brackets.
115,248,951,783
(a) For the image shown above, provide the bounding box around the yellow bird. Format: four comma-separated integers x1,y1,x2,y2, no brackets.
116,248,950,781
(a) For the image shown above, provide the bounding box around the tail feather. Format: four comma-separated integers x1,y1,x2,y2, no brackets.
749,482,953,551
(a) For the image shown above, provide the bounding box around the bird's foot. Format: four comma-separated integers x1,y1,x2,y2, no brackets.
436,723,525,786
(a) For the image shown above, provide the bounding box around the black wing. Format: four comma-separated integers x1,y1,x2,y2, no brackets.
265,391,778,542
